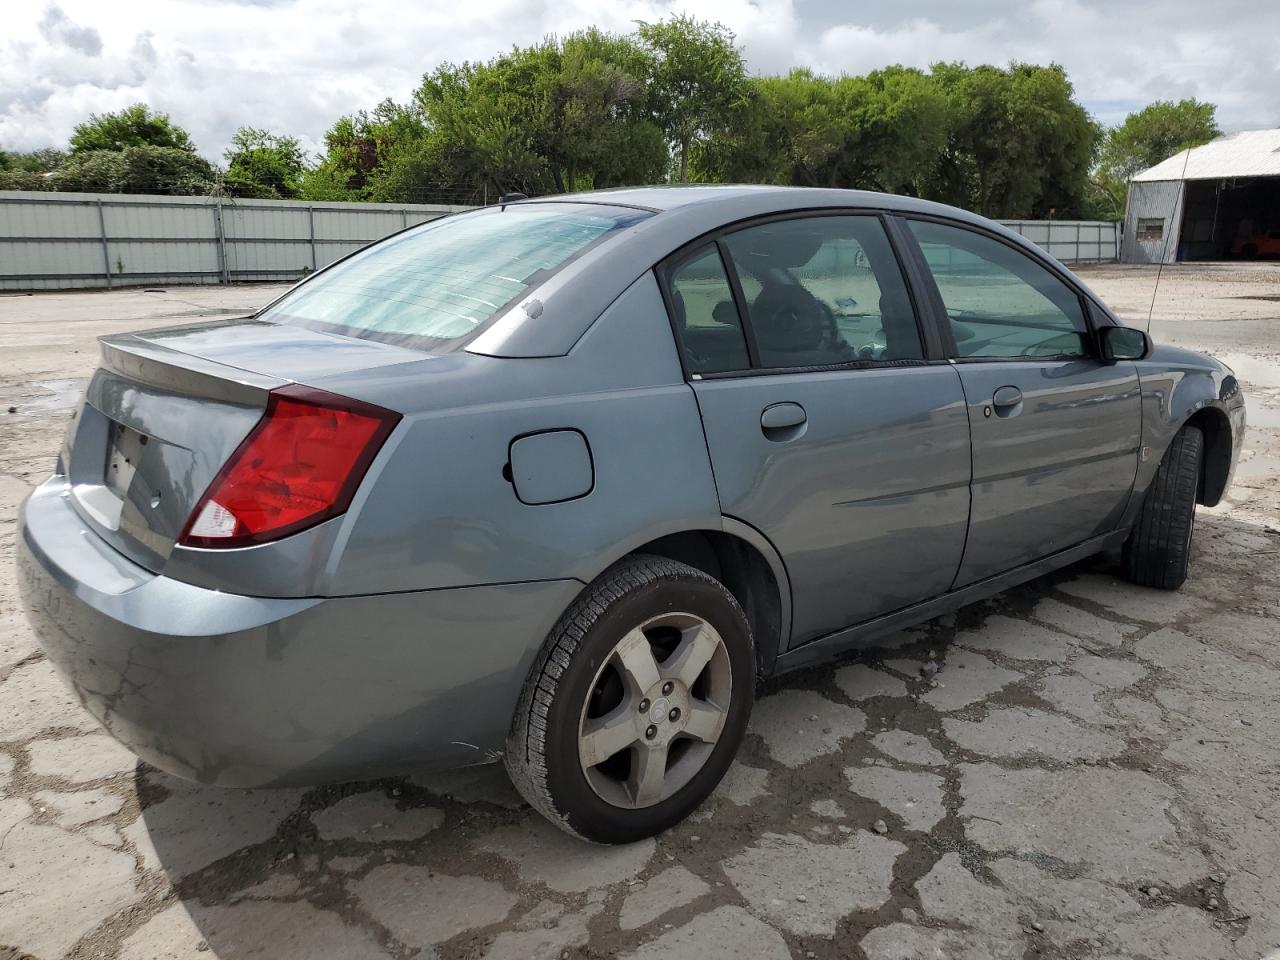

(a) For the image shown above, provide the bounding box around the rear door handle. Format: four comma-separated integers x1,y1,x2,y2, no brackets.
991,385,1023,418
761,402,807,440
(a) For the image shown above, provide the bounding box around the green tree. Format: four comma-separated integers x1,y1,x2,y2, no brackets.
549,28,666,190
223,127,307,198
0,167,55,190
54,145,216,195
696,66,946,194
637,16,747,182
1101,98,1220,180
929,63,1099,218
300,104,435,201
413,47,559,197
299,114,377,200
0,147,66,173
1090,99,1221,219
70,104,197,154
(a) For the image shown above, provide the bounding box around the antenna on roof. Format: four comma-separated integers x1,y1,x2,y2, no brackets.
499,192,528,207
1145,144,1195,334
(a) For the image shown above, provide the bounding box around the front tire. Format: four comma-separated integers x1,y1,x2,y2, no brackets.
505,554,754,843
1121,424,1203,589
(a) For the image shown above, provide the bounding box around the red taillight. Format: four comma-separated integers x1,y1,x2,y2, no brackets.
178,385,400,549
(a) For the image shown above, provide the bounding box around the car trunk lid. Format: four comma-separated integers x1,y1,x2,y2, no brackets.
65,319,423,572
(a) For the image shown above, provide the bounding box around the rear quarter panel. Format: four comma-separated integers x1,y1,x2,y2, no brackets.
322,273,724,595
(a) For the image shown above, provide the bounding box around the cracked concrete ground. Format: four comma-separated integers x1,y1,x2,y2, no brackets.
1,262,1279,960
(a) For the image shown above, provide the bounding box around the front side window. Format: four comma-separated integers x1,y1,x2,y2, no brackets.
260,203,650,352
907,219,1090,360
667,245,750,375
722,216,923,369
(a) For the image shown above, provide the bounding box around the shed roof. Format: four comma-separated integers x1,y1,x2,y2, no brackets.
1133,128,1280,182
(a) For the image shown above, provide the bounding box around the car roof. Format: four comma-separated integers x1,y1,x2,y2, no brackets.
524,183,974,219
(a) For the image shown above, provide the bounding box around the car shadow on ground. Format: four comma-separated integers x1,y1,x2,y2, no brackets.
118,507,1275,959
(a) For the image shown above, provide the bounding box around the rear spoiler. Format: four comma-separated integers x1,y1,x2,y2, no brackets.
98,333,283,407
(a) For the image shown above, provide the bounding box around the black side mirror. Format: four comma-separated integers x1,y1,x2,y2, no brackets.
1100,325,1150,363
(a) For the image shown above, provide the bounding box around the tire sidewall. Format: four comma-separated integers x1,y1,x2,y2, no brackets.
543,573,754,843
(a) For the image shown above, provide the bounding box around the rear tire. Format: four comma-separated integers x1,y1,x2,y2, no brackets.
1121,424,1203,589
505,554,754,844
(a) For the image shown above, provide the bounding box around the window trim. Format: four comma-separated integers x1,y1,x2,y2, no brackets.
656,241,748,381
893,213,1103,364
714,238,762,369
655,207,940,381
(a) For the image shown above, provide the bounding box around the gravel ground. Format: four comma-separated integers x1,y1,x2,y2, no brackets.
1,262,1278,960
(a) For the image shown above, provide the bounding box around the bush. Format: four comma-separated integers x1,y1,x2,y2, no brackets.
0,169,55,191
54,146,216,195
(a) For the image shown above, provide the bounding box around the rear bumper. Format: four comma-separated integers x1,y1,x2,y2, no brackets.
17,478,582,787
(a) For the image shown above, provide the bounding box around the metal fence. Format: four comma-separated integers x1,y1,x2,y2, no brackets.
0,191,474,291
0,191,1120,292
998,219,1120,264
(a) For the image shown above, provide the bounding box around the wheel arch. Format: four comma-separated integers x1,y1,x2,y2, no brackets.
1184,405,1233,507
611,523,791,679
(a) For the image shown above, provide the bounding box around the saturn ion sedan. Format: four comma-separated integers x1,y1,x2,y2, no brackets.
18,186,1245,843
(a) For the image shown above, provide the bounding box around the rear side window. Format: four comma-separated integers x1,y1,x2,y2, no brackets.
667,246,750,375
722,216,923,369
907,219,1090,360
260,203,650,352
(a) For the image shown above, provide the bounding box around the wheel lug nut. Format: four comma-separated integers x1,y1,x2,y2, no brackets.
662,681,674,696
638,698,650,713
645,725,657,739
669,708,680,722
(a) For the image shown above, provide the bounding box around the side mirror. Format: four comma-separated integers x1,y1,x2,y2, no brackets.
1100,325,1150,363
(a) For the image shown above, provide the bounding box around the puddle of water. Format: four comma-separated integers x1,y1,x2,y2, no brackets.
15,379,85,415
1248,400,1280,429
1218,354,1280,389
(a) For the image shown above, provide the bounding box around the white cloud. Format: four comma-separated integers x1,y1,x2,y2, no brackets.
37,3,103,57
0,0,1275,162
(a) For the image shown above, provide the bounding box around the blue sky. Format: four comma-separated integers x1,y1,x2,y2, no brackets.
3,0,1276,160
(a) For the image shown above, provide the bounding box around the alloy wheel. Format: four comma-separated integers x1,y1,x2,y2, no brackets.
577,612,732,809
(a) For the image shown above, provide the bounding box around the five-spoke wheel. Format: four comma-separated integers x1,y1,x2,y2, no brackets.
506,555,754,843
577,612,732,809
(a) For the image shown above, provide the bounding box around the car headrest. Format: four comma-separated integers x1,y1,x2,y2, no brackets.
712,300,738,325
670,288,687,328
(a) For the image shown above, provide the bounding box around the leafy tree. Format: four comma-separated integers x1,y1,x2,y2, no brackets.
1089,99,1221,219
1101,98,1220,180
637,16,747,182
70,104,197,154
696,66,946,194
929,63,1099,218
20,22,1119,218
299,114,377,200
54,145,216,194
0,168,55,190
413,48,559,197
0,147,66,173
223,127,307,198
550,29,666,190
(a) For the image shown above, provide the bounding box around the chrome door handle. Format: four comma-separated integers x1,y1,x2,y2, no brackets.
991,385,1023,417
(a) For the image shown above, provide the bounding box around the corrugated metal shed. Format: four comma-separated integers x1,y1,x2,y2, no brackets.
1133,128,1280,182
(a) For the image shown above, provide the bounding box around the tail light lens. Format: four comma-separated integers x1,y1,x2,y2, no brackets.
178,384,400,549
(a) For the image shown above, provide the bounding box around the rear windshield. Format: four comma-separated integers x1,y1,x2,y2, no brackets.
259,202,652,352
